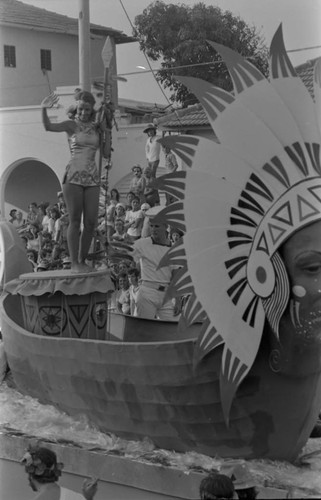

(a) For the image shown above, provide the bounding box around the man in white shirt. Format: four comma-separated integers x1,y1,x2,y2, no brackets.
144,123,161,177
132,207,181,320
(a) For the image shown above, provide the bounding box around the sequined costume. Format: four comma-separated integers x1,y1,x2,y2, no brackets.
63,120,100,186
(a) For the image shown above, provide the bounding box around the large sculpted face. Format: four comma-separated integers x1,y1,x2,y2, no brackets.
281,220,321,331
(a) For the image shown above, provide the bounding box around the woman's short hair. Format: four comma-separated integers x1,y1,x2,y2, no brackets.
200,473,235,500
67,90,96,120
21,446,63,484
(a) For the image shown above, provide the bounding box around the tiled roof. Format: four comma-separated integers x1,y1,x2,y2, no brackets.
157,103,208,130
0,0,135,44
157,59,319,131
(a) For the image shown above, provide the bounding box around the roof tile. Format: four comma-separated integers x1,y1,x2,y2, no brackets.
0,0,134,43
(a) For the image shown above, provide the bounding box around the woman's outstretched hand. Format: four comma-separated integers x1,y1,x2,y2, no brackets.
41,92,59,108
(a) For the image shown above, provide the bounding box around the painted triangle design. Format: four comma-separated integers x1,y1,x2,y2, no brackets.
25,303,38,331
268,223,287,245
272,201,293,226
68,304,89,338
69,304,89,323
256,232,269,254
309,185,321,203
297,194,320,221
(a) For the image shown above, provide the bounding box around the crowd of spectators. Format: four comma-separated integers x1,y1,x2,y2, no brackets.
7,156,184,320
8,193,71,273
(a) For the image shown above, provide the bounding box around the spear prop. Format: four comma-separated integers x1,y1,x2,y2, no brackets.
98,36,115,183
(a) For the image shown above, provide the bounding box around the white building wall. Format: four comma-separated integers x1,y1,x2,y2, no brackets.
0,26,109,107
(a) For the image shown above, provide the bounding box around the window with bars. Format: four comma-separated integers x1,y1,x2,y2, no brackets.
4,45,16,67
40,49,52,71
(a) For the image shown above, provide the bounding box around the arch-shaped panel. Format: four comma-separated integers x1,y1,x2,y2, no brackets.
0,158,61,219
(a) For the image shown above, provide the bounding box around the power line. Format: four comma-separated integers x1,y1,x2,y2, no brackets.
114,46,321,78
117,0,172,108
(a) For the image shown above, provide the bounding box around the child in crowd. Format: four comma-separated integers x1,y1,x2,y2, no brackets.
116,272,131,315
118,260,129,275
170,227,184,245
124,196,144,243
48,206,61,241
128,267,140,316
26,248,38,271
111,218,129,244
115,203,126,223
27,202,38,226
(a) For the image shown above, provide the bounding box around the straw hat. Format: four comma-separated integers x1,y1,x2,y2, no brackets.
143,123,157,133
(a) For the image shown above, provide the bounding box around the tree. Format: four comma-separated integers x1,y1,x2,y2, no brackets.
134,1,269,105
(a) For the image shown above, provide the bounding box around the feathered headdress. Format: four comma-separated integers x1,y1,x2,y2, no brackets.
153,25,321,422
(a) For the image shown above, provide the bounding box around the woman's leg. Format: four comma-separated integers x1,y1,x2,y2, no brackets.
63,183,84,271
80,186,100,264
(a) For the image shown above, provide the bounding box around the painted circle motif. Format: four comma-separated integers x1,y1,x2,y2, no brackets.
39,306,67,336
292,285,306,298
247,251,275,298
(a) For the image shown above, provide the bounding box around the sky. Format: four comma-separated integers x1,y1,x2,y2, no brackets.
22,0,321,105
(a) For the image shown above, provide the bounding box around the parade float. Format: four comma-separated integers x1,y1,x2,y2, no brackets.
1,25,321,463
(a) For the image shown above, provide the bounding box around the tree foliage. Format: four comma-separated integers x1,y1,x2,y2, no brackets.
134,1,269,105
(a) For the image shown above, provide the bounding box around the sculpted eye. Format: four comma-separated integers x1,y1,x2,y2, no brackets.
302,264,321,274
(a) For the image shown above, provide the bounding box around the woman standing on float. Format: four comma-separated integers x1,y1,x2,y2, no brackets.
41,91,101,273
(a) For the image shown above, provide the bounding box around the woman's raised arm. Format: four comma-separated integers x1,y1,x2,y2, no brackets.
41,93,75,134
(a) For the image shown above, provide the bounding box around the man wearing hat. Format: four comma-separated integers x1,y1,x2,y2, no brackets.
132,206,181,321
143,123,161,177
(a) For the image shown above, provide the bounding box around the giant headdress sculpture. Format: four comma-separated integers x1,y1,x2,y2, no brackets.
154,25,321,422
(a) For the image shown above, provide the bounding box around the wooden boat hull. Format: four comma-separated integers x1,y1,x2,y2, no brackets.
2,293,321,461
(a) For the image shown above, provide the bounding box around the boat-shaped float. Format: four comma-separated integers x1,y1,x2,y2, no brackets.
2,26,321,462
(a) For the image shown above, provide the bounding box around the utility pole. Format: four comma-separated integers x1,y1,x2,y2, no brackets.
78,0,91,91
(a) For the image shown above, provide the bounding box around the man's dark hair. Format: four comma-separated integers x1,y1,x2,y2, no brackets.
200,472,235,500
